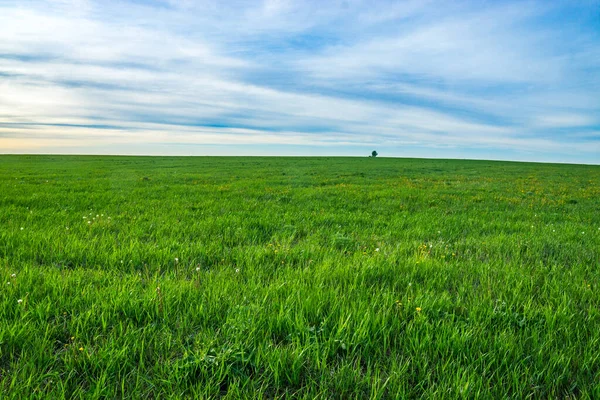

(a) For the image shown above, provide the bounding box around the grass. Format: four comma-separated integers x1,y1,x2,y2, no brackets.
0,155,599,398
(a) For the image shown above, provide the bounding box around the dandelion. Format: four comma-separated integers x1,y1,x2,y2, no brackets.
416,307,422,312
17,299,23,304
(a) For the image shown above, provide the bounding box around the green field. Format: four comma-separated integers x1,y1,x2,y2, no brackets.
1,155,599,398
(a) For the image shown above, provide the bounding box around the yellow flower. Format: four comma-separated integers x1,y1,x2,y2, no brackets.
416,307,422,312
79,347,84,351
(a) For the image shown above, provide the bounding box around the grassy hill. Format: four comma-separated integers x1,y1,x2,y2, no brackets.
1,156,599,398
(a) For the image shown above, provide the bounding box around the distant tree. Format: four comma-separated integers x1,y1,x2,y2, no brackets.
371,150,378,157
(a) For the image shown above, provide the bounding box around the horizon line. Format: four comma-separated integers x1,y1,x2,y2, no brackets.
1,153,598,167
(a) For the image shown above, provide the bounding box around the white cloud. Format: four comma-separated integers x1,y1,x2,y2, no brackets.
0,0,598,163
532,114,597,128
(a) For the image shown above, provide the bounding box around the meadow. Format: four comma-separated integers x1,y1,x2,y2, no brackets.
0,155,599,399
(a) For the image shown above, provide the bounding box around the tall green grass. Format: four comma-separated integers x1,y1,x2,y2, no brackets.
1,156,599,398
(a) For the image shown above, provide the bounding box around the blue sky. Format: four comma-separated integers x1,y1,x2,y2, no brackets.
1,0,599,163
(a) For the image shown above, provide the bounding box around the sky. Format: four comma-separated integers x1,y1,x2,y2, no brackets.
0,0,599,163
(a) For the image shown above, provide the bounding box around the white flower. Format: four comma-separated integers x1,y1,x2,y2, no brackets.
235,268,240,273
17,299,23,304
196,267,201,272
83,216,86,219
11,273,16,278
20,227,24,230
88,221,91,224
175,257,179,262
375,248,380,252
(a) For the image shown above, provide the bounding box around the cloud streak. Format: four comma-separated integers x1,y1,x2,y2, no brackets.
0,0,599,163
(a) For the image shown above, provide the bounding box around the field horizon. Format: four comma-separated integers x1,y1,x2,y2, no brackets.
2,154,598,167
1,155,599,398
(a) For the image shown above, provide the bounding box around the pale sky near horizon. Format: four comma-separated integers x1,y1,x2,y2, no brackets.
1,0,599,164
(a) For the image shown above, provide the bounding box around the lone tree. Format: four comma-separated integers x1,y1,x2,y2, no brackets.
371,150,378,157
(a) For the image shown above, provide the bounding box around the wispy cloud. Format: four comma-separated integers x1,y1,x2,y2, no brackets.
1,0,599,163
